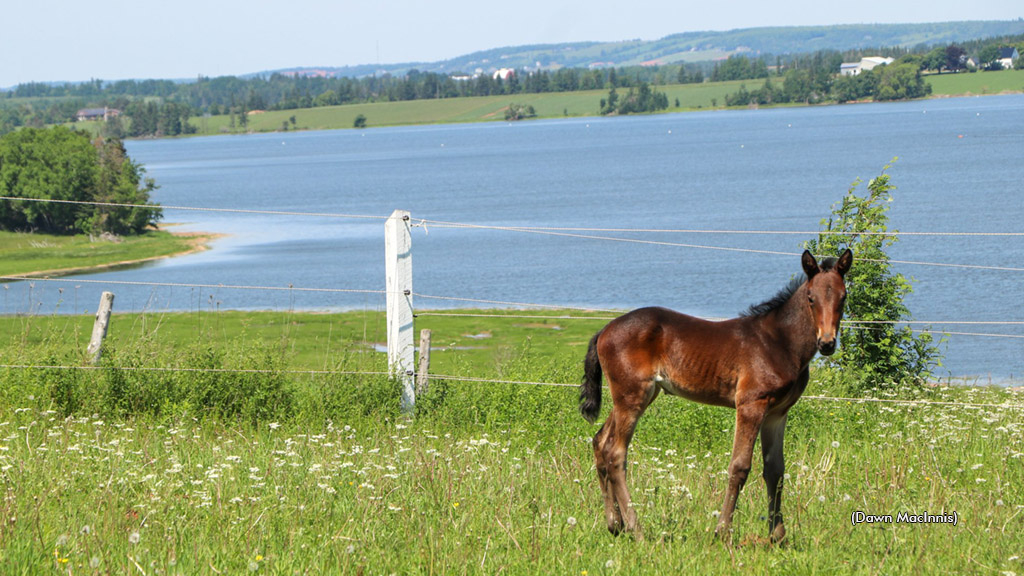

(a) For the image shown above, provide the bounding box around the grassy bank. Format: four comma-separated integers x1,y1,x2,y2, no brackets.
0,229,213,278
0,309,1021,574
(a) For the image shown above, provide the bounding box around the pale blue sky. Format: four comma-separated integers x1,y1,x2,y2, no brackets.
2,0,1021,87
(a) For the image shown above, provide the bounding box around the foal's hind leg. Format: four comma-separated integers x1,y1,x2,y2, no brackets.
597,380,658,535
592,422,623,533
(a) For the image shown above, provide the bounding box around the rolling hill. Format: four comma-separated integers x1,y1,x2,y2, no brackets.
268,20,1024,78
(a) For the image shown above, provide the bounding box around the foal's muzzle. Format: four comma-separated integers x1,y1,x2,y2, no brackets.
817,338,837,356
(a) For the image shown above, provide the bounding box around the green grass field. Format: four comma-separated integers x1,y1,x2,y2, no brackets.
927,68,1024,96
0,229,211,278
192,79,755,136
0,310,1021,573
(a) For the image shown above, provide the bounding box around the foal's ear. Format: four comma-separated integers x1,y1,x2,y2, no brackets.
836,249,853,277
801,250,820,278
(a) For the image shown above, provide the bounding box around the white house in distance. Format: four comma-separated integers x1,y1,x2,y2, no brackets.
839,56,895,76
76,107,120,122
997,47,1020,69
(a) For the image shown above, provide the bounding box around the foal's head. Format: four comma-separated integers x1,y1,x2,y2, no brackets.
801,249,853,356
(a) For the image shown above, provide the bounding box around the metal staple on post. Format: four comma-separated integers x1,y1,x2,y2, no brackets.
86,291,114,364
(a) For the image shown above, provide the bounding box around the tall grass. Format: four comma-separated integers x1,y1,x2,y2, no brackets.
0,315,1021,574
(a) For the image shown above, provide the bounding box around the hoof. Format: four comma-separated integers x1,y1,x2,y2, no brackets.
713,523,733,544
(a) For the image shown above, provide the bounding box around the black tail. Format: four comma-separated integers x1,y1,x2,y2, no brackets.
579,330,603,424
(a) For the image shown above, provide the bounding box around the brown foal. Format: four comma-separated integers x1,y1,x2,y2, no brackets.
580,249,852,542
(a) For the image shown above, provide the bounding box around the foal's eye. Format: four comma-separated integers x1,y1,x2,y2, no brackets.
808,295,815,305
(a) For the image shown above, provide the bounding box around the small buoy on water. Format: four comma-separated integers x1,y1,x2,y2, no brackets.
668,130,672,134
958,134,964,138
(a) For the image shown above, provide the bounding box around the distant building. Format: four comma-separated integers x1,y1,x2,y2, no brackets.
997,47,1020,69
76,107,120,122
839,56,895,76
492,68,516,81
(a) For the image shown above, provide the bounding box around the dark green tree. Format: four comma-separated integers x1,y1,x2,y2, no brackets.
922,47,947,72
0,127,97,232
600,87,619,114
874,63,931,101
85,138,162,234
0,127,161,234
782,69,813,103
978,45,1003,70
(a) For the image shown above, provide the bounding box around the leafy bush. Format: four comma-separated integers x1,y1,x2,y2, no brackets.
0,127,162,235
504,103,536,121
804,163,942,390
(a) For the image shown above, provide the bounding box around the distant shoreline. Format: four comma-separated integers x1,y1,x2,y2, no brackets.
168,76,1024,140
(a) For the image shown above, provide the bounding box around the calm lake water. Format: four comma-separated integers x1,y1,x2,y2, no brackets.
5,94,1023,382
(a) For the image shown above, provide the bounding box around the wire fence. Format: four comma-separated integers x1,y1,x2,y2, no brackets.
0,362,1020,411
2,196,1023,401
4,274,1021,339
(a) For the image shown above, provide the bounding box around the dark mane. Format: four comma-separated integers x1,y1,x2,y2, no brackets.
741,276,804,317
740,256,838,318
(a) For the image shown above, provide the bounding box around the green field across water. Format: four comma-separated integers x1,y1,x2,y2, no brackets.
188,70,1024,135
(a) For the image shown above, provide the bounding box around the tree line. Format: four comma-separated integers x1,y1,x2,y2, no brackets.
721,38,1024,107
2,35,1021,137
0,127,161,235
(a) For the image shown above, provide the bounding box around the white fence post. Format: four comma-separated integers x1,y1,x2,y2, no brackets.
385,209,415,415
87,291,115,365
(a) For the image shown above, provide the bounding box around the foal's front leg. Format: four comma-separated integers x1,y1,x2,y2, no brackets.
760,411,788,543
715,399,767,541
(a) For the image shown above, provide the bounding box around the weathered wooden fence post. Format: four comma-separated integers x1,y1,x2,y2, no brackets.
417,329,432,398
86,291,114,364
385,210,415,415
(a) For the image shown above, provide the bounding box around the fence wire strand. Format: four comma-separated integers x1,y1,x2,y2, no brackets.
1,276,386,296
0,196,388,221
1,364,1019,410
